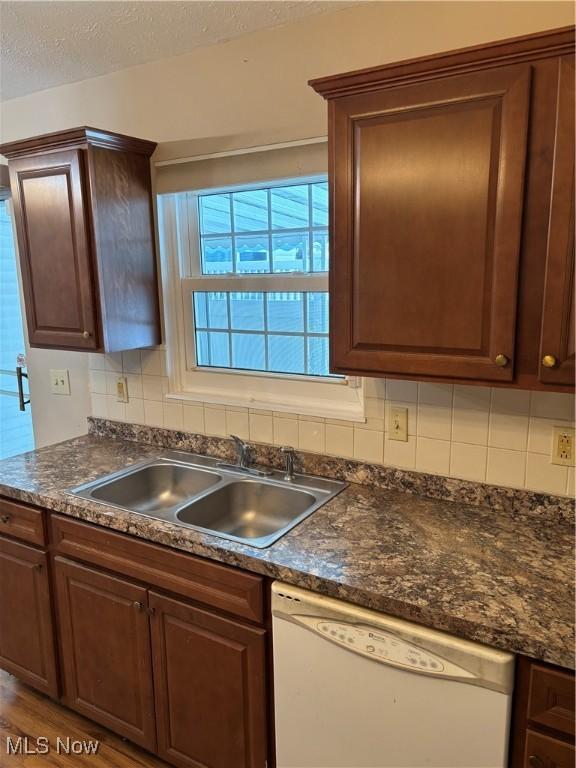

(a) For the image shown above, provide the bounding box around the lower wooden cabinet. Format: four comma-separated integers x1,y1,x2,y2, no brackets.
510,655,575,768
523,730,575,768
150,591,268,768
54,557,156,750
51,535,269,768
0,535,58,697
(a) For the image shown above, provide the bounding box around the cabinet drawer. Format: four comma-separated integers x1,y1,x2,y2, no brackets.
528,663,575,737
0,497,45,546
524,729,575,768
50,515,264,623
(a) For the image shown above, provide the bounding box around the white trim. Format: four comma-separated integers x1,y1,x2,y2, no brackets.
155,136,328,167
157,188,365,422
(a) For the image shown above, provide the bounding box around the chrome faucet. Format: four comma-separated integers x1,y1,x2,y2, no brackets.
281,446,296,482
231,434,251,468
216,435,272,477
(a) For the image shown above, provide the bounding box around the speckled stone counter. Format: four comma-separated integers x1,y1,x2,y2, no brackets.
0,433,573,669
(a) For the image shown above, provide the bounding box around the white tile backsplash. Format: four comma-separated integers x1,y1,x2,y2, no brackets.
416,437,450,475
449,442,487,482
488,412,529,451
355,428,384,463
273,417,299,448
486,447,526,488
89,357,575,497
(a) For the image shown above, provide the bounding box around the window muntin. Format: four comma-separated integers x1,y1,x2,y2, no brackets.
192,180,333,378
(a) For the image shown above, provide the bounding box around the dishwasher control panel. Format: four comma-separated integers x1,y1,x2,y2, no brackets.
311,620,474,679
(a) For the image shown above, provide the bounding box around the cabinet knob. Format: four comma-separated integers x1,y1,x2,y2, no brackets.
528,756,544,768
82,330,91,339
542,354,557,368
0,514,11,524
494,354,509,367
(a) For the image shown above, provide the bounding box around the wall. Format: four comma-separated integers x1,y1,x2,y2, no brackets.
88,348,575,497
1,2,572,144
1,1,574,479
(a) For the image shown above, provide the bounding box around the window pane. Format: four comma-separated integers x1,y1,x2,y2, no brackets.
193,293,207,328
230,293,264,331
208,331,230,367
206,292,228,329
272,232,308,273
268,335,304,374
271,185,309,229
312,183,328,227
267,293,304,333
311,229,329,272
196,331,210,366
201,237,233,274
307,336,329,376
233,189,268,232
235,235,270,273
231,333,265,370
199,194,231,235
307,293,328,333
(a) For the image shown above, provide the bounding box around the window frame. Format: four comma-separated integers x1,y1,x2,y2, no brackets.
157,177,365,421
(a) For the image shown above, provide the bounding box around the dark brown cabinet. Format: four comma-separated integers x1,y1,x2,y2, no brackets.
54,556,156,750
510,656,575,768
0,127,161,352
49,515,270,768
150,591,268,768
538,56,575,387
310,27,575,392
0,535,58,697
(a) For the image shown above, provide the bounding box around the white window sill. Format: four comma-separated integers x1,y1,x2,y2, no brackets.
165,380,365,422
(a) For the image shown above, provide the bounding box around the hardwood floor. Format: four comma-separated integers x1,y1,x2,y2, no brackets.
0,671,167,767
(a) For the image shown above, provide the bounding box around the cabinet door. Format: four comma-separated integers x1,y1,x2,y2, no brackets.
538,56,575,386
54,557,156,750
0,536,58,697
149,590,267,768
331,64,531,380
524,730,575,768
9,149,98,349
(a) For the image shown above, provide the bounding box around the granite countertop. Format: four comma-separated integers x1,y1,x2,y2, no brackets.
0,433,573,669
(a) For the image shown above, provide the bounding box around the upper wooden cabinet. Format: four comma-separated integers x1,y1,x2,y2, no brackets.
538,56,575,387
310,27,575,391
0,127,161,352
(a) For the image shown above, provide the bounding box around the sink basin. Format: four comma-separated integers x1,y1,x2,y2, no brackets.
68,451,346,548
176,481,317,543
88,462,221,514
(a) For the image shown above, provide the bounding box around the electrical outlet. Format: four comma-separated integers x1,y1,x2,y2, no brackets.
50,369,70,396
551,425,575,466
116,376,129,403
388,406,408,442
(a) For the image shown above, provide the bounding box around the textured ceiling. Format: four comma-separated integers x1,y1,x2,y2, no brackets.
0,1,350,100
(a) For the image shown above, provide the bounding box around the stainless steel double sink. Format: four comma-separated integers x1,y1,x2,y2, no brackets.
68,452,346,549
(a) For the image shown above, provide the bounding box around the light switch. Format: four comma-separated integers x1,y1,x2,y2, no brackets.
116,376,129,403
389,406,408,441
50,369,70,395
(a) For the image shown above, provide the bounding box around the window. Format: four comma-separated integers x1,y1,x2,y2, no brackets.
192,181,331,377
158,176,364,421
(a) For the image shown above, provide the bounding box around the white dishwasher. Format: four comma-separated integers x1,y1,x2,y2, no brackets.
272,583,514,768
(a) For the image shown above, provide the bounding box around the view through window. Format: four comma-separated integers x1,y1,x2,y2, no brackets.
191,180,333,377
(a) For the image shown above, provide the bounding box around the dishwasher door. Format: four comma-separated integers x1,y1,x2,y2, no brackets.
272,582,514,768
